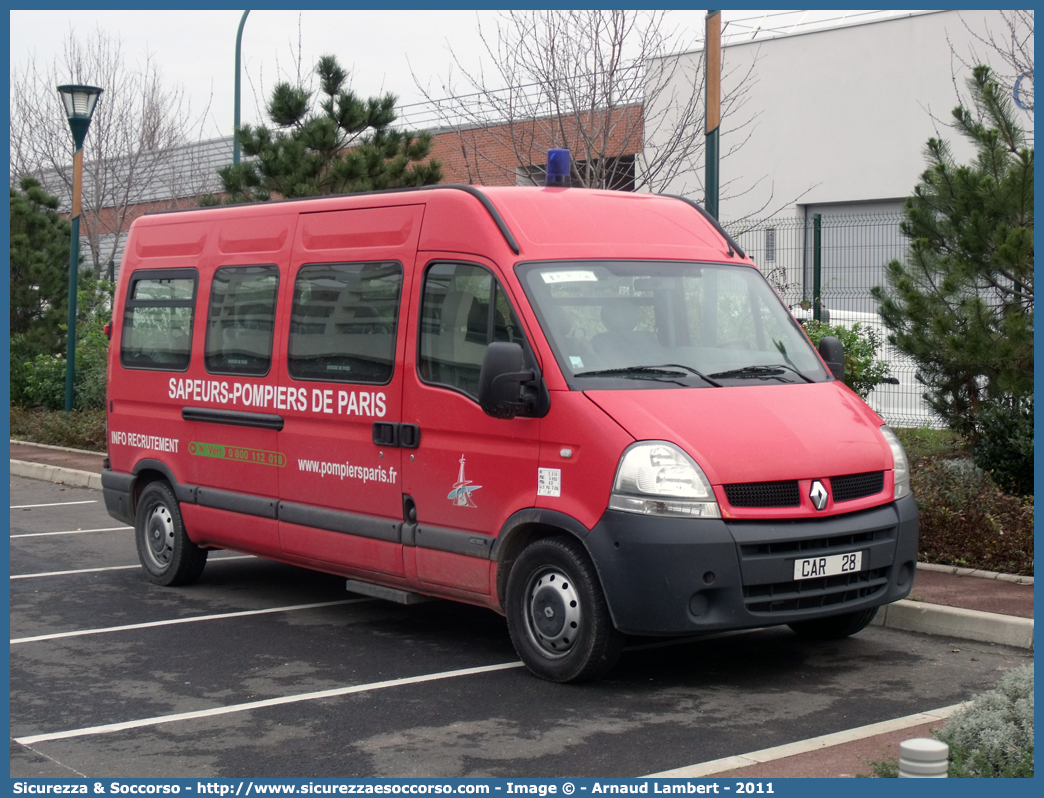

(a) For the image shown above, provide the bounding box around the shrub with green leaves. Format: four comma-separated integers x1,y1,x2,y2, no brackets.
10,276,112,411
801,319,890,399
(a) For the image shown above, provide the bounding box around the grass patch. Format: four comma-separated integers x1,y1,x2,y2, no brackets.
10,407,107,452
895,426,968,462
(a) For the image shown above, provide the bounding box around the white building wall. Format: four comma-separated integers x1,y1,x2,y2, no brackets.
645,10,1033,224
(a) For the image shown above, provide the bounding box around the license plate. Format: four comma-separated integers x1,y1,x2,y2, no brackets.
793,551,863,580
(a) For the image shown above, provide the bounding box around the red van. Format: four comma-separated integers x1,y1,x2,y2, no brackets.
102,181,918,682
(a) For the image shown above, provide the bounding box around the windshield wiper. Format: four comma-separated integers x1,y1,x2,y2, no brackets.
707,364,814,383
575,365,720,387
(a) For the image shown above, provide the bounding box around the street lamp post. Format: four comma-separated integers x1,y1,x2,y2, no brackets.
234,10,251,165
57,84,103,413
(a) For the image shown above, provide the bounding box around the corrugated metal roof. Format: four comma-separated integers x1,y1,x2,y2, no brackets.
40,135,235,212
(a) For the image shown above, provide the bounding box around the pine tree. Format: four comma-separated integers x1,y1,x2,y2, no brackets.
872,66,1033,447
206,55,442,204
9,177,72,353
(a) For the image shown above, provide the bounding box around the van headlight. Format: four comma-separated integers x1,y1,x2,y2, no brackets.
880,425,911,499
609,441,721,518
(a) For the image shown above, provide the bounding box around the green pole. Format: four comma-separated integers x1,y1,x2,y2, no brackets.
705,10,721,219
65,212,80,412
812,213,822,322
57,84,102,413
234,10,251,165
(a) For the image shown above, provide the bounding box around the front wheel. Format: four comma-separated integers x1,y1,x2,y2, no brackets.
506,537,623,683
788,607,879,640
135,480,208,586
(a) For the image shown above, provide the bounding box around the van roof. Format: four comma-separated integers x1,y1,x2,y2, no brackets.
137,185,748,266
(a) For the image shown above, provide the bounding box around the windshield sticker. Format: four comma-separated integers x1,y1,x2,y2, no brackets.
541,270,598,284
448,455,481,507
190,441,286,467
538,468,562,498
568,356,584,369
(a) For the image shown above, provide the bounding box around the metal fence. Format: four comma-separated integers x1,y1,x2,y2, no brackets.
725,212,943,429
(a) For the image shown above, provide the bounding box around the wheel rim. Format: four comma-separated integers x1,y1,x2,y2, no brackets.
523,567,582,658
143,501,175,570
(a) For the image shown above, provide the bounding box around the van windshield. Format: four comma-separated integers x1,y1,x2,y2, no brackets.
518,261,829,389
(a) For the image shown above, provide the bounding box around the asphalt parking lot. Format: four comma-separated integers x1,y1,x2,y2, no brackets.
9,474,1032,779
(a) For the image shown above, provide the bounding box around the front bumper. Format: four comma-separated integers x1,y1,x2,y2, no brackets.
585,494,919,635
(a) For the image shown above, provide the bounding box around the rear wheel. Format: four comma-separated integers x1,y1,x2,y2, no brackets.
788,607,879,640
506,536,623,683
135,480,207,586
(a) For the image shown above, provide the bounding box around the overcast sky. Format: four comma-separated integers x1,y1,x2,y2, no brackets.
10,9,904,141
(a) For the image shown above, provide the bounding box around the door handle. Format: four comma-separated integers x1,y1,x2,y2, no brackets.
372,422,398,447
399,423,421,449
372,422,421,449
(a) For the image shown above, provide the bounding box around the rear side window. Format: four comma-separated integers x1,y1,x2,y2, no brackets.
120,270,197,371
288,261,402,384
204,265,279,376
418,262,524,399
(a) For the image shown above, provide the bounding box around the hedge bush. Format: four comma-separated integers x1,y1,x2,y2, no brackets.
10,407,108,452
913,458,1034,575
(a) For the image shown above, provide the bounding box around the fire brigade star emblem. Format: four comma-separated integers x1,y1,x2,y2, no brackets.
448,455,482,507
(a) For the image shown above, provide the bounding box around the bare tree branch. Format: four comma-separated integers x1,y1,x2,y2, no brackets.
10,28,211,277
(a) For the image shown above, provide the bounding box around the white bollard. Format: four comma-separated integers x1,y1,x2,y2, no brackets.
898,737,950,778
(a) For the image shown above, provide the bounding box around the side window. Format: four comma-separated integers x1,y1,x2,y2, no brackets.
120,270,197,371
288,261,402,384
204,265,279,376
418,262,524,399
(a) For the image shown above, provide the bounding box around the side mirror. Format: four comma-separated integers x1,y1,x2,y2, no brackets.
478,342,545,419
818,336,845,381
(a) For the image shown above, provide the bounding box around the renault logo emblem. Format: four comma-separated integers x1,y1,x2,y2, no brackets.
809,480,829,511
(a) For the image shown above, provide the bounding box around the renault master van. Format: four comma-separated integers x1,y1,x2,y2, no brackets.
102,179,918,682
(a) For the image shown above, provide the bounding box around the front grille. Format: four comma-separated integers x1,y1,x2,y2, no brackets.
735,519,898,614
743,567,889,613
724,480,800,508
740,528,885,558
831,471,885,502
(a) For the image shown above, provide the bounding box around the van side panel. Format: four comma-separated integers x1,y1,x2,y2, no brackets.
276,205,425,576
182,214,296,556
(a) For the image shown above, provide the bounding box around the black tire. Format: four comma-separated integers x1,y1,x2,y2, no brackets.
506,536,623,683
787,607,879,640
135,480,208,586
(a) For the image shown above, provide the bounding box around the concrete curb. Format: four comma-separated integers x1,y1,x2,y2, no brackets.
10,439,107,456
873,599,1034,650
10,459,103,491
644,701,970,778
916,561,1033,585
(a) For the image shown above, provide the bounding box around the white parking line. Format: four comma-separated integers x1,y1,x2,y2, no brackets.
11,597,373,645
643,702,971,777
12,526,130,538
11,500,98,509
13,661,525,745
10,554,254,580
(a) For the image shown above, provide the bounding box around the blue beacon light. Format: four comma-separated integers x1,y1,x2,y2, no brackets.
545,149,570,186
